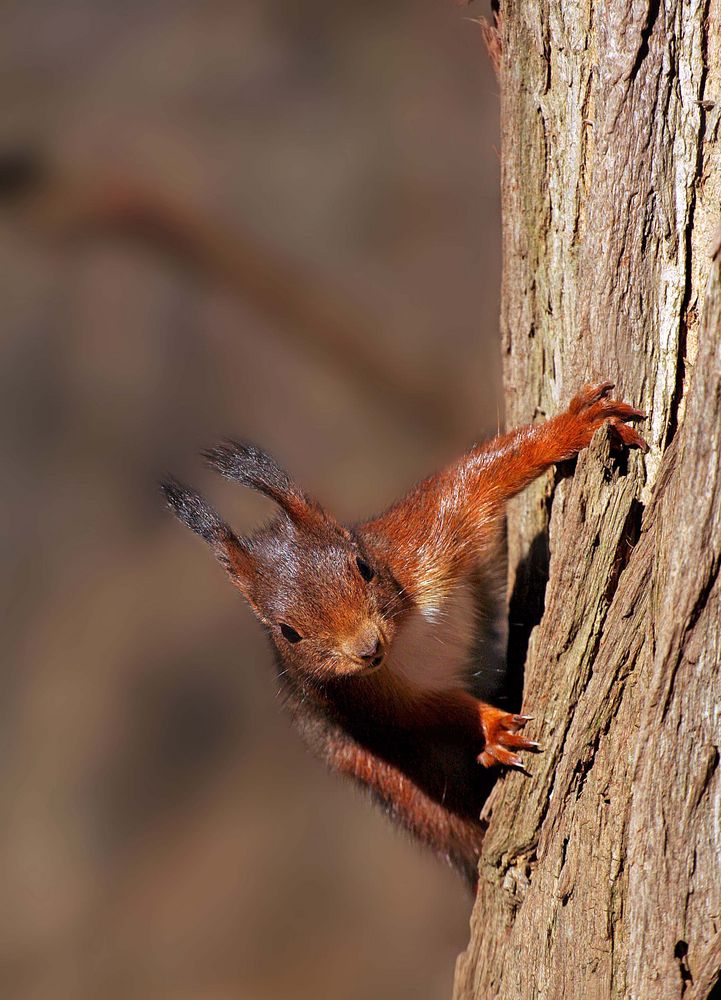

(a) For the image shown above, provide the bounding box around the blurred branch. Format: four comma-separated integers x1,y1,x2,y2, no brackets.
0,151,463,440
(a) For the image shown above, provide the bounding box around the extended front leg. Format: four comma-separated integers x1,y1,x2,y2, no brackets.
362,381,646,610
473,380,647,504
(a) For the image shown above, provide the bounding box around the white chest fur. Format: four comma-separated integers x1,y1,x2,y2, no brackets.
386,581,478,693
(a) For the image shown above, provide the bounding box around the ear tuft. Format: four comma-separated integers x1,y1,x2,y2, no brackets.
202,440,316,524
161,477,257,593
202,441,293,496
160,477,229,544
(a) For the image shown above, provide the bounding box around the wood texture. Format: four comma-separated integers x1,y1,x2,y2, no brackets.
455,2,721,997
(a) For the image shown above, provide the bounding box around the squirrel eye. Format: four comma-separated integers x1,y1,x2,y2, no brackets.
279,623,302,643
356,557,374,582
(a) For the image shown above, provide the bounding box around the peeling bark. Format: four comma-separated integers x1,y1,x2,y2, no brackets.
454,2,721,998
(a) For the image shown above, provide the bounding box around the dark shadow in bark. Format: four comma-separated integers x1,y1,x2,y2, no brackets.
708,979,721,1000
505,529,551,710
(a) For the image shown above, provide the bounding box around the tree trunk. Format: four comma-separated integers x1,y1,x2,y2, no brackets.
454,3,721,999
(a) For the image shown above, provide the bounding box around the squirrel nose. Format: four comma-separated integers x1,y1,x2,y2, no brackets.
359,636,383,663
345,628,384,667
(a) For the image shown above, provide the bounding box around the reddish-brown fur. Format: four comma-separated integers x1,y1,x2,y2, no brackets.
162,382,646,888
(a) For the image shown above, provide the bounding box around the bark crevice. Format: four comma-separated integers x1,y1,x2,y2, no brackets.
627,0,663,85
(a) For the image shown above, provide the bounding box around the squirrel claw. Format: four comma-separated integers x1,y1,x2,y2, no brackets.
478,746,524,769
568,381,649,454
609,420,649,453
478,707,540,771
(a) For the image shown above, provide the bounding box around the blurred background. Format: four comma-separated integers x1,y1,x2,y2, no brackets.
0,1,501,997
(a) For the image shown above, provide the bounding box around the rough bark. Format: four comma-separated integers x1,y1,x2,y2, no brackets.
454,2,721,999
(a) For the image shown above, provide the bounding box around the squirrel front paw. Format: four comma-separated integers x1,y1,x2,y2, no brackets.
477,706,540,771
567,380,648,453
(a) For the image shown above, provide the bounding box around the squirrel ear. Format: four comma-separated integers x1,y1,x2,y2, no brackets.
160,478,256,595
201,441,325,528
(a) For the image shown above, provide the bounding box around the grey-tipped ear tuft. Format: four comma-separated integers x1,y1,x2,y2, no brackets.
202,441,292,494
160,477,228,544
201,439,334,533
201,440,316,524
161,476,257,595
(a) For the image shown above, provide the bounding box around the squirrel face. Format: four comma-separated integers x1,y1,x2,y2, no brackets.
249,517,408,681
162,442,409,685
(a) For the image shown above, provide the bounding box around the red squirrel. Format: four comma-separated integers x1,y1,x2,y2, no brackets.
162,382,646,888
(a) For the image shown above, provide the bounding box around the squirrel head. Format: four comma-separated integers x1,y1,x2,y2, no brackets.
161,442,408,684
